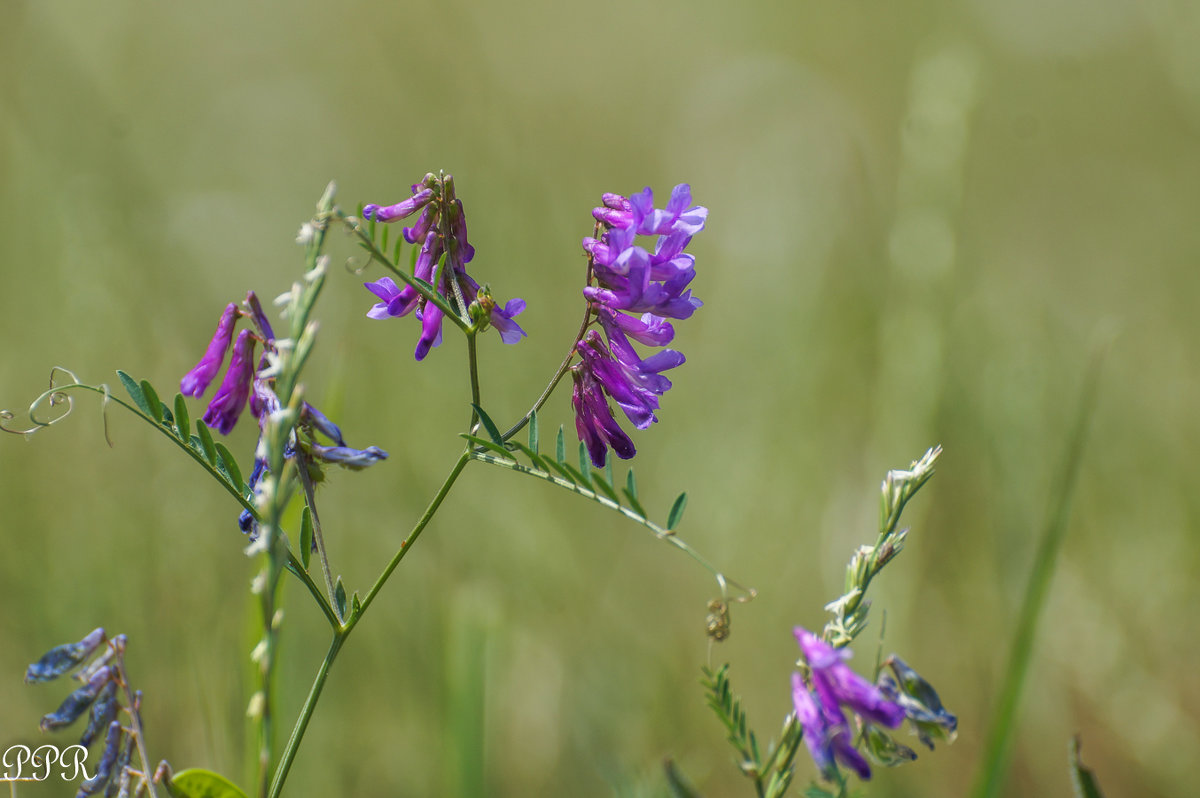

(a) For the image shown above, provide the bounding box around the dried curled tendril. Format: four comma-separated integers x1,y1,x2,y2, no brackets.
0,367,112,444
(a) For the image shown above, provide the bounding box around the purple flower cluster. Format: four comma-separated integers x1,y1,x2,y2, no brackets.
362,173,525,360
180,292,387,537
791,627,905,781
571,184,707,467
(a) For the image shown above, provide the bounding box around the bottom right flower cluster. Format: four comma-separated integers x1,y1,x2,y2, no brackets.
791,627,957,781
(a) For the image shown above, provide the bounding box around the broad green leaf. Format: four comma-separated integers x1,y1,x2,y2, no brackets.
299,506,314,570
667,492,689,531
214,443,244,490
470,404,505,446
528,410,540,455
173,394,190,441
195,420,218,464
556,426,566,465
577,443,593,487
116,370,151,415
169,768,250,798
140,379,164,424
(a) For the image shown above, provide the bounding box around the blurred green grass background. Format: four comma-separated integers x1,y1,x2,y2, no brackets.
2,1,1198,796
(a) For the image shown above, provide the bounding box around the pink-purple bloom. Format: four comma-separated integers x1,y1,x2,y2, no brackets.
570,184,706,467
362,175,525,360
202,329,256,435
792,627,905,781
180,303,238,397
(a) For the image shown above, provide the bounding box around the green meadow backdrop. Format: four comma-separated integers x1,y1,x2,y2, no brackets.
2,1,1198,796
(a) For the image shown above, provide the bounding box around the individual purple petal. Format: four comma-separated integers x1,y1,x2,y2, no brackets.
414,302,444,361
362,187,434,223
303,403,345,446
491,297,527,344
202,330,256,435
180,303,238,397
793,672,873,781
25,628,106,683
309,444,389,468
244,290,276,341
571,367,636,467
403,205,437,244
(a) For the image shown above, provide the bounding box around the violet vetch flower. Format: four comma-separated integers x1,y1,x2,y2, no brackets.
180,303,238,397
570,184,706,467
202,329,256,435
791,626,905,781
792,671,871,780
309,444,389,469
362,174,525,360
571,366,636,467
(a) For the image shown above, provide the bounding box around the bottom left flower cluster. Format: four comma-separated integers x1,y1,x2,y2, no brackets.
24,628,152,797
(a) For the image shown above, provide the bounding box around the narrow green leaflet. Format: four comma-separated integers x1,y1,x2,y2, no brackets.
214,442,244,491
334,577,347,619
195,420,219,464
576,442,593,488
461,433,514,460
173,394,191,441
1069,737,1106,798
299,507,314,570
116,370,151,416
169,768,250,798
140,379,164,424
590,467,619,504
528,409,540,455
667,492,689,531
556,425,566,465
470,403,505,446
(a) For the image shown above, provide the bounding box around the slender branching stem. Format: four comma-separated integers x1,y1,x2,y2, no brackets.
295,450,338,620
266,633,343,798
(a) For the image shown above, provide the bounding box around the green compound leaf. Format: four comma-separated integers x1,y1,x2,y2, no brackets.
470,403,505,447
667,492,689,531
214,443,243,490
169,768,250,798
116,370,151,416
195,420,218,464
299,506,314,570
140,379,164,424
173,394,190,441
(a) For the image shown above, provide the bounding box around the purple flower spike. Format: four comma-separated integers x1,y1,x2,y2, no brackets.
180,303,238,397
202,330,256,435
363,174,525,360
362,187,434,223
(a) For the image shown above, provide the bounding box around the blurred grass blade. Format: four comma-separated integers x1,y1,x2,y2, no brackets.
970,347,1106,798
664,759,703,798
1068,736,1106,798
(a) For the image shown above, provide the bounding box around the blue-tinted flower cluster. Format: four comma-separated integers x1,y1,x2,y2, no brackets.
180,292,387,538
571,185,707,467
363,173,525,360
24,629,142,796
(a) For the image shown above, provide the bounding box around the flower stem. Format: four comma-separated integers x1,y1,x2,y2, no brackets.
266,633,343,798
500,246,598,442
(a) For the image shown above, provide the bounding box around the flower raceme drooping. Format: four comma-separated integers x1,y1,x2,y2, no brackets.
180,292,388,538
570,184,707,467
362,173,526,360
792,627,905,781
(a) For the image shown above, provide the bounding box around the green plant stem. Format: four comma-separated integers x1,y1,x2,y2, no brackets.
266,448,473,798
266,634,343,798
499,247,598,443
969,350,1104,798
466,331,481,434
